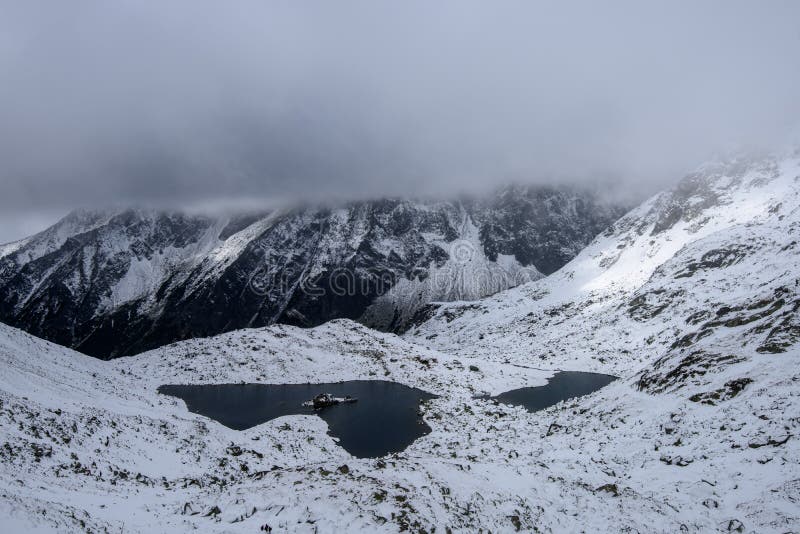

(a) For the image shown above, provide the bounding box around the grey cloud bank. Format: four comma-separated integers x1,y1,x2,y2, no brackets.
1,0,799,241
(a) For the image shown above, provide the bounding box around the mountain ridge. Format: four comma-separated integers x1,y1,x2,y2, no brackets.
0,185,623,358
1,150,799,531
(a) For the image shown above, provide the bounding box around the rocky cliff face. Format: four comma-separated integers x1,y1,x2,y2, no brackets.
0,186,623,358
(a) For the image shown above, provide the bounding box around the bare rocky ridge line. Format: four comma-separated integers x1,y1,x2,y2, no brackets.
0,185,623,358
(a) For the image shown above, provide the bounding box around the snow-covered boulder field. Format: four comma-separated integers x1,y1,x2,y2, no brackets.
1,150,799,532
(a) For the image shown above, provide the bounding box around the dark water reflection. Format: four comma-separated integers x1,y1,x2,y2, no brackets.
488,371,617,411
158,381,437,458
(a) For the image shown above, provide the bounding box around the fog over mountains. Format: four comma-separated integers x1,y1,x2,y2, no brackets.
2,149,800,531
0,185,624,357
2,2,800,532
2,1,800,232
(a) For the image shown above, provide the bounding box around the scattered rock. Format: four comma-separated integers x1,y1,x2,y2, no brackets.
748,435,791,449
204,505,221,518
545,422,563,436
595,483,619,497
225,445,243,457
725,519,744,532
689,378,753,405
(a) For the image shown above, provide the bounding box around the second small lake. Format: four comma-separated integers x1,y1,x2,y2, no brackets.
487,371,617,411
158,380,437,458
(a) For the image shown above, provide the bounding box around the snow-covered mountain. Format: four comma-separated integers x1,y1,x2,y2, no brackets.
401,150,800,528
0,186,622,358
406,150,800,372
2,150,800,532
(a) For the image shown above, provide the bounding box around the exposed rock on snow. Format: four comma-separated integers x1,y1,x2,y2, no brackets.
0,187,622,358
1,151,800,531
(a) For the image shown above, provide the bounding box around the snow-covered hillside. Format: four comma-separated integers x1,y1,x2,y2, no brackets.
403,150,800,529
3,307,797,532
0,320,576,532
1,151,799,532
0,187,622,358
408,150,800,373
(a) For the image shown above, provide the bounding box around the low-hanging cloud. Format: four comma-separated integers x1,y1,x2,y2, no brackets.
1,0,799,225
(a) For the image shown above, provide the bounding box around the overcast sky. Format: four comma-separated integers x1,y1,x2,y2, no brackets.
1,1,800,242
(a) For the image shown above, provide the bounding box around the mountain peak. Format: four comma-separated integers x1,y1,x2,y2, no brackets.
0,185,624,357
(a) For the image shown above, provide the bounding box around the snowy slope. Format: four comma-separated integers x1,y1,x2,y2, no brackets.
407,150,800,373
1,151,800,532
0,319,554,532
401,150,800,529
0,187,622,358
3,307,798,532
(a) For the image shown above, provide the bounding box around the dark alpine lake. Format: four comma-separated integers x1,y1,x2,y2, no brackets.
487,371,617,411
158,380,437,458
